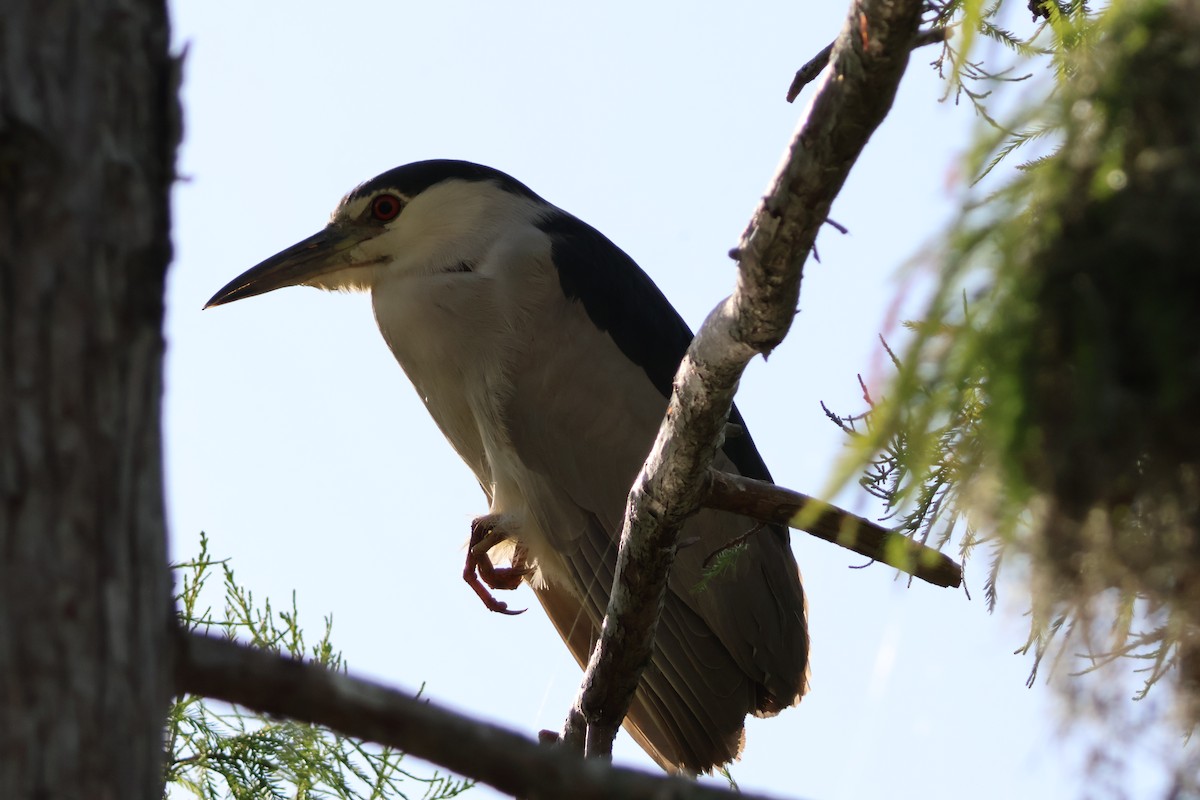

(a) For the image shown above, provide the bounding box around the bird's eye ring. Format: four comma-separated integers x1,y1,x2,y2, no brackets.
371,194,403,222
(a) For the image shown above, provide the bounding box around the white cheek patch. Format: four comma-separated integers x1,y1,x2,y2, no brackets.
319,179,552,286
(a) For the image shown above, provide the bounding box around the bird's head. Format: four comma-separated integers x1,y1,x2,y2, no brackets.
205,160,546,308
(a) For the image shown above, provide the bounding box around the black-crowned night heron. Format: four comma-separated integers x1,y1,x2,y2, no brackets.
207,160,809,774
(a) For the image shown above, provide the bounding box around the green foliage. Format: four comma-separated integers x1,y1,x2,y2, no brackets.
693,539,753,594
924,0,1091,167
824,348,990,590
167,533,473,800
836,0,1200,740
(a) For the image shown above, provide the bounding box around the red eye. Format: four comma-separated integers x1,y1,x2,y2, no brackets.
371,194,403,221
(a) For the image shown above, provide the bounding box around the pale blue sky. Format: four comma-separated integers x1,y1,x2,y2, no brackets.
162,3,1154,797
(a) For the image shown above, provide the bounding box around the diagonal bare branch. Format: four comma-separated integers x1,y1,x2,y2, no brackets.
563,0,930,762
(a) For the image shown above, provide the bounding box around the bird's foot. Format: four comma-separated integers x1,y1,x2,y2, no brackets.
463,515,532,615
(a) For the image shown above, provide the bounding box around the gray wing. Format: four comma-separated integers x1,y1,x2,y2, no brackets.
502,214,809,773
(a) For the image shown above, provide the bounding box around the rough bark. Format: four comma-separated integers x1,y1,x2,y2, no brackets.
177,632,789,800
785,27,948,103
0,2,177,798
563,0,929,760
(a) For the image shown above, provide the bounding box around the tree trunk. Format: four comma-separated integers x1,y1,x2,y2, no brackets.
0,2,176,797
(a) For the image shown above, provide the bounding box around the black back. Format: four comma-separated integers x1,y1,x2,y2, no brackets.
536,209,774,485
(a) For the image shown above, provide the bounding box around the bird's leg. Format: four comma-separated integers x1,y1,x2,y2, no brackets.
473,548,530,591
469,525,531,591
463,514,531,615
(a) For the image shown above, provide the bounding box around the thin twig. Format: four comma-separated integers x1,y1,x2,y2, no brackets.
787,41,834,103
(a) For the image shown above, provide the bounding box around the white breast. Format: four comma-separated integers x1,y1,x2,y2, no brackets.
368,217,571,587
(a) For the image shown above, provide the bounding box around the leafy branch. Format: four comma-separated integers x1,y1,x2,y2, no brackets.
166,533,473,800
829,6,1200,781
